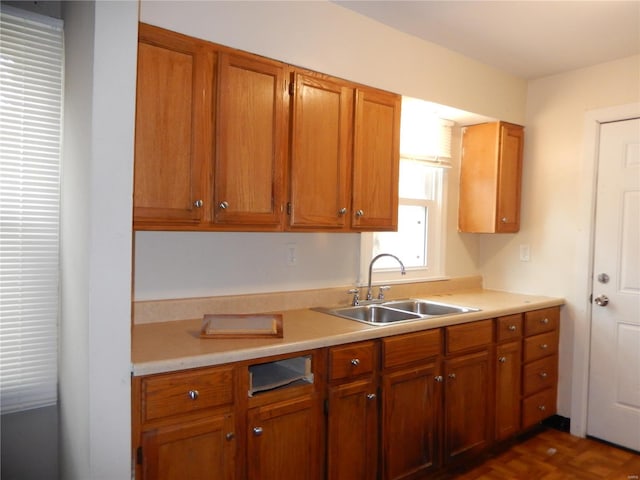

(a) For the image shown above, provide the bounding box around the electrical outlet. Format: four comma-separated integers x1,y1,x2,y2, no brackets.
286,243,297,266
519,244,530,262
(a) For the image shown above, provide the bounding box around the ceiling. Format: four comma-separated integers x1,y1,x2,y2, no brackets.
334,1,640,80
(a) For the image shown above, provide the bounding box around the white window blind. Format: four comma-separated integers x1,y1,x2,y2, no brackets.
0,6,64,414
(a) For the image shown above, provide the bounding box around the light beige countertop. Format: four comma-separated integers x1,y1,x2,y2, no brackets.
132,289,564,376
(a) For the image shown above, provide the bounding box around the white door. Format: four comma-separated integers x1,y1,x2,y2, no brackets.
587,117,640,451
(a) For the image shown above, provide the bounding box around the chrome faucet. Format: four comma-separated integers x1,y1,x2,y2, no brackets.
366,253,406,300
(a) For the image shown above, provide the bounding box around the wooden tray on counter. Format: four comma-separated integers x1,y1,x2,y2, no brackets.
200,313,283,339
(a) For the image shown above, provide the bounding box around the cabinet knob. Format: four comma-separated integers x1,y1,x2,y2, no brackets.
187,389,199,400
355,209,364,217
538,405,546,412
225,432,235,441
193,199,203,208
366,393,376,400
541,317,549,324
434,375,444,383
252,426,263,436
218,200,229,210
501,217,508,223
338,207,347,215
498,356,507,363
448,373,456,380
539,372,548,379
508,325,517,332
540,344,548,350
350,358,360,366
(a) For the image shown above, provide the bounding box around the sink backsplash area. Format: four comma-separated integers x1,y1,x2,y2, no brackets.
132,275,483,324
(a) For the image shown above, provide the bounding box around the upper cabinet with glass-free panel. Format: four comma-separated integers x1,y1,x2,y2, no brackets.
458,122,524,233
133,23,401,232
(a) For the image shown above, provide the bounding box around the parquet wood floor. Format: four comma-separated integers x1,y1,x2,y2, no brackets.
443,428,640,479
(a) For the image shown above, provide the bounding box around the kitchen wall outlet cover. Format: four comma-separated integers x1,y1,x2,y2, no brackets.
519,244,531,262
286,243,297,266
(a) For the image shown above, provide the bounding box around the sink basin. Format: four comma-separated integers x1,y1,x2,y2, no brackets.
383,299,477,316
314,298,480,326
330,305,422,324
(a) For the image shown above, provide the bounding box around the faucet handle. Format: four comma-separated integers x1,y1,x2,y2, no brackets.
377,285,391,300
347,288,360,306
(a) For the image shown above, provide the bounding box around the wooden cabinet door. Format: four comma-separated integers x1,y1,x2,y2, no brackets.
327,379,378,479
352,87,400,231
496,123,524,232
140,414,235,480
381,362,441,480
289,72,353,229
134,24,213,227
214,52,286,229
247,396,322,480
495,341,522,441
458,122,524,233
443,350,491,464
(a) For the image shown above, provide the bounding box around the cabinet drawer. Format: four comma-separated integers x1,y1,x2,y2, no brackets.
522,355,558,396
524,307,559,336
142,365,234,423
383,329,441,370
496,314,523,342
329,341,376,381
522,388,556,430
523,331,558,363
446,319,493,354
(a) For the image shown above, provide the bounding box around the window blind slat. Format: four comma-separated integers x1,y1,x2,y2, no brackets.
0,7,63,414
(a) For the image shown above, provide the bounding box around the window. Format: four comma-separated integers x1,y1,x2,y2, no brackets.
0,6,64,414
360,97,452,285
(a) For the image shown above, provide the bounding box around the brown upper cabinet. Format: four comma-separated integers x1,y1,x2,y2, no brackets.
133,23,401,232
133,24,213,227
458,121,524,233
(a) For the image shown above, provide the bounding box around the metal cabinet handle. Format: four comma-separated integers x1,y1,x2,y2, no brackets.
338,207,347,215
434,375,443,383
218,201,229,210
498,356,507,363
508,325,517,332
193,199,203,208
252,426,263,436
187,390,199,400
225,432,235,441
355,209,364,217
366,393,376,400
350,358,360,366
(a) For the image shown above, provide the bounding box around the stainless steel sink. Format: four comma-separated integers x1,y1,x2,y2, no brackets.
315,298,480,326
330,305,422,324
382,299,478,316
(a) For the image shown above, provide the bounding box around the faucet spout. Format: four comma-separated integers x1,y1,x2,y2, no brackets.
367,253,406,300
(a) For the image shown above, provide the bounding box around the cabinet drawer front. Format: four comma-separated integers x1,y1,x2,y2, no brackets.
522,388,556,430
446,319,493,354
524,307,559,336
383,329,441,370
523,355,558,396
496,314,523,342
329,341,376,381
523,331,558,363
142,366,234,422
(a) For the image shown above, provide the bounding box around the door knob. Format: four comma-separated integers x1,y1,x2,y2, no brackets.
594,294,609,306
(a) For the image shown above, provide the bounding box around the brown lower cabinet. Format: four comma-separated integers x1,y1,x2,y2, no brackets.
132,307,560,479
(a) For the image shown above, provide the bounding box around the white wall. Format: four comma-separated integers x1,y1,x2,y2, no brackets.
60,1,137,478
478,55,640,425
